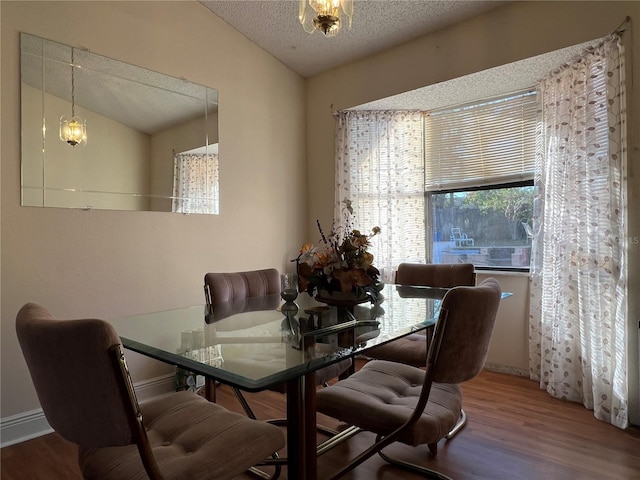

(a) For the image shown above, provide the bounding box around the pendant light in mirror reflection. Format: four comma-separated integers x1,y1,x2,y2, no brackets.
21,33,219,213
299,0,353,37
59,47,87,146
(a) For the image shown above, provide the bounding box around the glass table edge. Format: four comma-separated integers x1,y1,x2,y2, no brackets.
115,286,510,392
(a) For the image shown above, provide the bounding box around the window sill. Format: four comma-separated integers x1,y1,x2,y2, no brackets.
475,268,531,277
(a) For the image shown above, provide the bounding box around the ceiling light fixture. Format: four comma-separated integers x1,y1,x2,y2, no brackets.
299,0,354,38
59,47,87,147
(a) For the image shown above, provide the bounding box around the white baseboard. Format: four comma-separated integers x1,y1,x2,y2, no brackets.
0,374,175,448
0,409,54,448
485,362,529,377
134,373,176,402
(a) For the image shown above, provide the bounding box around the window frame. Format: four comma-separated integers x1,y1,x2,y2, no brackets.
425,179,535,272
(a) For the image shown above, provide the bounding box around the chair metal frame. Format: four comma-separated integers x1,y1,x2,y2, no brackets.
317,279,501,480
114,343,285,480
203,280,284,480
114,344,285,479
16,304,284,480
367,262,476,439
202,270,350,478
319,308,454,480
110,343,165,479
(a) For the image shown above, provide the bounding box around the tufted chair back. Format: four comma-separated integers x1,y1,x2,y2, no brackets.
430,277,501,383
16,303,136,448
204,268,282,324
204,268,280,303
16,302,286,480
205,268,280,304
366,262,476,367
395,262,476,288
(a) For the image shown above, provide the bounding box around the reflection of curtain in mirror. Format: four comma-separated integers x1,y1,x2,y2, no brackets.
172,153,219,214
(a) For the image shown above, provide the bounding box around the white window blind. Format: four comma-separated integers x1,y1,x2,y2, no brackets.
425,90,537,191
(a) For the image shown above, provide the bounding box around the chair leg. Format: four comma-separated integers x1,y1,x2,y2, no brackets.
324,425,410,480
427,442,437,456
321,428,455,480
232,386,336,433
320,410,465,480
377,446,454,480
204,378,217,402
233,387,258,418
232,386,351,480
248,463,282,480
367,409,463,480
445,409,467,440
316,425,362,456
229,388,282,480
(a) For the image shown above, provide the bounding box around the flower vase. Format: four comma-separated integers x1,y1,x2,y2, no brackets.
315,289,370,307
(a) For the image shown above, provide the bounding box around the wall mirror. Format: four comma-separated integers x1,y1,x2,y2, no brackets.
21,32,219,214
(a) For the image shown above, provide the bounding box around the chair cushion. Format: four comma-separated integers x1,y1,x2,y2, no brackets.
79,391,284,480
365,332,428,368
316,360,461,447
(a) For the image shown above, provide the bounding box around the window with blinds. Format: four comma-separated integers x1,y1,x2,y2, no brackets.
424,90,537,191
426,91,537,270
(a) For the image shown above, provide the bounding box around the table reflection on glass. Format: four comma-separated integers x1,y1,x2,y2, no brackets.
109,283,449,480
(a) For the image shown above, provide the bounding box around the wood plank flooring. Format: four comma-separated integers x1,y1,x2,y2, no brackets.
2,365,639,479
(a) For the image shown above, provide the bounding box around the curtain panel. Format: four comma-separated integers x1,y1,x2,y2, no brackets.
172,153,219,214
334,110,425,282
529,35,628,428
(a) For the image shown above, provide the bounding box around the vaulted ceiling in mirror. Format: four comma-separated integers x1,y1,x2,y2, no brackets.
21,34,218,135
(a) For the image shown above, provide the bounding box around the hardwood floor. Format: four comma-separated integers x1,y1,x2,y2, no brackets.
2,365,639,479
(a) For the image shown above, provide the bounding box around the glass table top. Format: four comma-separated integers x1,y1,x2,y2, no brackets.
108,283,451,391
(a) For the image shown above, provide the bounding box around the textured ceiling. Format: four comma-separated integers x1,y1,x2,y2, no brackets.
200,0,507,78
202,0,599,110
22,3,600,134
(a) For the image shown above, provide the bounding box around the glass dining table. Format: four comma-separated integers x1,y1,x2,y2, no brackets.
108,283,450,480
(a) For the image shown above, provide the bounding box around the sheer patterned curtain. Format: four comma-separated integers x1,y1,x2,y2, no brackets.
335,110,425,282
172,153,219,214
529,35,628,428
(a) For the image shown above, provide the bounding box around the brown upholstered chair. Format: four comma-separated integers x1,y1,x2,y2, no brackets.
16,303,284,480
366,262,476,367
316,278,502,480
204,268,282,304
203,268,352,415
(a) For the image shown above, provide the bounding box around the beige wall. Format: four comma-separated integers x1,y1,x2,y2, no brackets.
306,1,640,423
22,84,152,210
1,0,306,420
2,0,639,437
476,272,530,374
